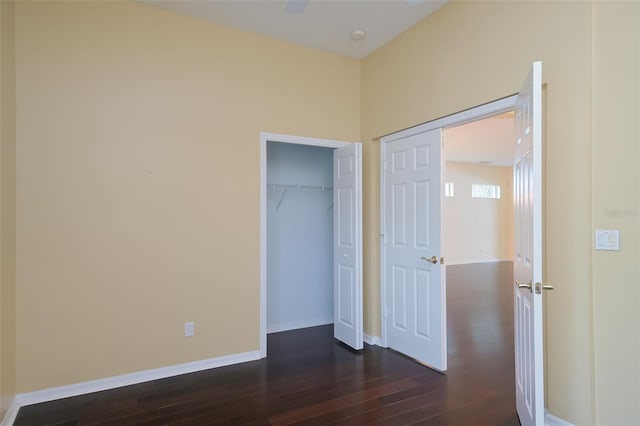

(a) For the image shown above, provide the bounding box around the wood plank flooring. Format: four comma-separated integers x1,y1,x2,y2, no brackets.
15,261,517,425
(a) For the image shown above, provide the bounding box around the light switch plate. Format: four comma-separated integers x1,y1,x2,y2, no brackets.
595,229,620,251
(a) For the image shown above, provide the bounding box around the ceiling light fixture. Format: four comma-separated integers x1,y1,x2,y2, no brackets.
350,29,366,41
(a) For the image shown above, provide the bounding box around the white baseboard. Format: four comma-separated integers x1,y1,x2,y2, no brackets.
267,318,332,334
15,350,261,410
364,333,381,346
545,410,575,426
1,398,19,426
446,258,513,266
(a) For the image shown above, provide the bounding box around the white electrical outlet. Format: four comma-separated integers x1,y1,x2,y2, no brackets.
184,321,194,337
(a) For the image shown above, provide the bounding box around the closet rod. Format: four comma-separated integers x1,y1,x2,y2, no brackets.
267,183,333,191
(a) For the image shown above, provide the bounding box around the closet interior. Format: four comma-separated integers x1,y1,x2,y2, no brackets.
266,141,334,333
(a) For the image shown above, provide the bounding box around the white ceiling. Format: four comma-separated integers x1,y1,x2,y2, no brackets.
444,112,516,167
139,0,448,59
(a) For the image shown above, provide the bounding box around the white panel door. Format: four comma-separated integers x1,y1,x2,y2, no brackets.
333,143,363,350
384,129,446,371
514,61,545,426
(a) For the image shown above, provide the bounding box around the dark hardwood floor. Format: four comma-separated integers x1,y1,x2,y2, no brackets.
15,261,517,425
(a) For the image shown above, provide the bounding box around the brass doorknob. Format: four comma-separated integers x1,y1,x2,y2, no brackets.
518,281,554,294
516,281,532,292
535,282,554,293
421,256,438,264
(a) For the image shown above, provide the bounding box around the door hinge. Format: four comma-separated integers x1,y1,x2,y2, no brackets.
383,160,388,170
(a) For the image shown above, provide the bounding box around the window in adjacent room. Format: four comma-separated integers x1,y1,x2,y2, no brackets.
445,182,455,197
472,184,501,199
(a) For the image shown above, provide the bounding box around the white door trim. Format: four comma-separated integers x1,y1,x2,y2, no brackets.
380,96,517,144
260,132,352,357
379,95,517,347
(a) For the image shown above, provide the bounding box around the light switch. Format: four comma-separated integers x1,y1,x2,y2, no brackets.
595,229,620,251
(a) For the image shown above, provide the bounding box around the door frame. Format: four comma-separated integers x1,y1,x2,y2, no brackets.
379,95,518,347
259,132,352,357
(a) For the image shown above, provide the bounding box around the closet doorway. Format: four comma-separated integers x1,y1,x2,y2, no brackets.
259,133,363,357
266,142,334,334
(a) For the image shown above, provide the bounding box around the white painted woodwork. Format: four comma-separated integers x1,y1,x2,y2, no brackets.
259,132,362,358
333,143,363,350
15,350,261,408
383,129,446,371
514,61,544,426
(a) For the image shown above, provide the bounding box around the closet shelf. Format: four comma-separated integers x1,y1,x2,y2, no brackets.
267,183,333,191
268,183,333,212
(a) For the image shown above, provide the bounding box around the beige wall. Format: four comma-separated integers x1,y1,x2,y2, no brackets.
591,2,640,423
444,162,513,265
362,1,640,424
361,1,594,424
14,1,360,393
0,0,17,418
